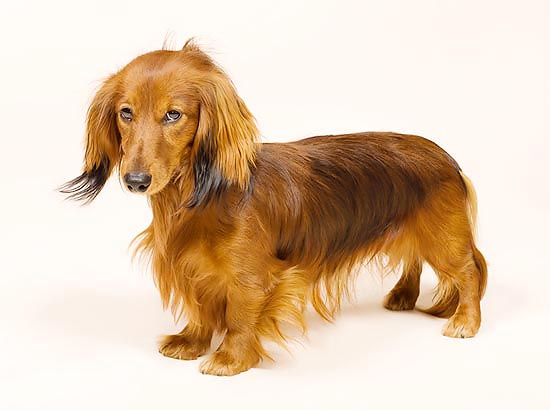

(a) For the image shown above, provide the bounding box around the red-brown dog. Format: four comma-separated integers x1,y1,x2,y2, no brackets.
62,40,487,376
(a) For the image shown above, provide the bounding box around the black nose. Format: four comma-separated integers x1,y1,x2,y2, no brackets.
124,172,152,193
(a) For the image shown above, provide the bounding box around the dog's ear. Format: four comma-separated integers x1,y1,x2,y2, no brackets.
60,75,121,203
187,70,259,208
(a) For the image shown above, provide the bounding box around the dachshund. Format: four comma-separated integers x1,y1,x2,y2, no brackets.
61,40,487,376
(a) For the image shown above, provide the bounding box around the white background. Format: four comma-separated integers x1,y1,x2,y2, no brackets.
1,0,549,409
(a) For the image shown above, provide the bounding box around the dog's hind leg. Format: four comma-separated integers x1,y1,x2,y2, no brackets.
383,258,423,311
415,180,488,338
423,244,486,338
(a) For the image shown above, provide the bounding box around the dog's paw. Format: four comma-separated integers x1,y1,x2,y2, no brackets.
383,288,417,311
442,312,480,338
158,334,209,360
199,351,256,376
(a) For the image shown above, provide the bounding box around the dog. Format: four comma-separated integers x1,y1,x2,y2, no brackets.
61,40,487,376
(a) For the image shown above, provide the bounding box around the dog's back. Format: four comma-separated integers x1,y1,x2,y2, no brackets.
251,132,486,327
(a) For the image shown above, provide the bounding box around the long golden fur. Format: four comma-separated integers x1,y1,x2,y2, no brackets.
62,40,487,376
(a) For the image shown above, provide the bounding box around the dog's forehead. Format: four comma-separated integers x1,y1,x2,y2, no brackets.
118,51,196,103
122,52,179,85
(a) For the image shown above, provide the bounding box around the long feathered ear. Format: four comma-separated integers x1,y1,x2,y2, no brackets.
187,69,259,208
60,76,121,203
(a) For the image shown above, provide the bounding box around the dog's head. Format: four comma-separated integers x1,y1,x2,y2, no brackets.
61,40,258,207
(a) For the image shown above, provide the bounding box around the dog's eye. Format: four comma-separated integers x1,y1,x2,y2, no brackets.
120,108,133,122
164,110,182,124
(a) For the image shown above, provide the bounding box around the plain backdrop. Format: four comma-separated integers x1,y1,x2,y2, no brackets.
1,0,549,409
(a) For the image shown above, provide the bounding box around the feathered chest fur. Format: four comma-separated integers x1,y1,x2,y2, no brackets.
135,191,244,326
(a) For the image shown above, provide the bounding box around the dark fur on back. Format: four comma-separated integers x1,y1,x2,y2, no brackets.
251,133,461,268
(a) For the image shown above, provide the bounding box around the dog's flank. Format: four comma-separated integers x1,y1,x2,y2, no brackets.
62,40,487,376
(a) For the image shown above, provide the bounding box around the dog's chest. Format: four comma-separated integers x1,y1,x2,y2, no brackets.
155,219,232,283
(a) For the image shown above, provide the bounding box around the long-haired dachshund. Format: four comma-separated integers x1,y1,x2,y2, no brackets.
62,40,487,376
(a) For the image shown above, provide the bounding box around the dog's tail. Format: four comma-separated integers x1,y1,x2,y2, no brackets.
459,172,488,301
421,172,487,318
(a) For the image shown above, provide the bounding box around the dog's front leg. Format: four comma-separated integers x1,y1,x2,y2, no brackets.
199,282,265,376
159,321,213,361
